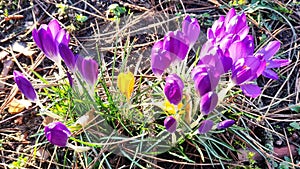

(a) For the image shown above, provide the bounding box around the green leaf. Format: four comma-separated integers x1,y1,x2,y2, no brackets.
289,104,300,113
75,14,88,23
289,122,300,130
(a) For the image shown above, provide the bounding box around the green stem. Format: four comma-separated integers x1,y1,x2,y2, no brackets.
69,137,102,148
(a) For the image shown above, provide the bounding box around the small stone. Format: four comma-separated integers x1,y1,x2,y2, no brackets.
275,139,283,146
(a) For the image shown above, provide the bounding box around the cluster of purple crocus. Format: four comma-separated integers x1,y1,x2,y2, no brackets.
153,9,290,134
12,19,100,147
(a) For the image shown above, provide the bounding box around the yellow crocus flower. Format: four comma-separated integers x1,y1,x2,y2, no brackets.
117,72,135,100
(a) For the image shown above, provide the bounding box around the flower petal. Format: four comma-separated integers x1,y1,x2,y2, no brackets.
164,31,189,60
39,28,59,63
198,120,214,134
44,121,71,147
117,72,135,100
164,74,184,105
217,119,235,129
48,19,61,39
258,41,281,60
240,83,261,98
13,71,37,102
267,59,290,69
200,92,218,115
82,58,99,86
164,116,177,133
32,29,43,51
59,43,76,71
262,69,279,80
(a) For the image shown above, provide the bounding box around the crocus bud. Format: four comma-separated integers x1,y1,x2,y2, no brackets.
164,116,177,133
13,71,37,102
198,120,214,134
117,72,135,100
32,19,70,63
192,65,219,96
164,74,184,105
217,119,235,129
182,15,200,46
77,57,99,86
44,121,71,147
164,31,189,60
200,91,218,115
151,40,176,76
59,44,76,72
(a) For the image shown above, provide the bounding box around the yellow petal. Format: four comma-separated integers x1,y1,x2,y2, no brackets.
117,72,135,100
163,100,176,115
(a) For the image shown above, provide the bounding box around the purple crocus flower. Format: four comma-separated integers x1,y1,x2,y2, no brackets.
164,74,184,105
164,116,177,133
231,57,266,98
76,57,99,86
255,41,290,80
163,31,189,60
198,45,232,75
32,19,70,63
207,15,225,42
231,57,266,85
13,70,37,102
198,120,214,134
44,121,71,147
191,65,219,96
217,119,235,129
58,44,76,72
200,91,218,115
151,40,176,76
182,15,200,47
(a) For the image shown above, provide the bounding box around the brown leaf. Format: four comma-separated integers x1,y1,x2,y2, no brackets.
75,109,95,128
8,98,32,114
12,42,35,57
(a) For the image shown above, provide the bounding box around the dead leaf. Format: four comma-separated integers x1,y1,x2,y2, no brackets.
42,116,55,126
8,98,32,114
75,109,95,128
0,59,14,88
12,42,35,57
0,50,9,61
36,148,51,160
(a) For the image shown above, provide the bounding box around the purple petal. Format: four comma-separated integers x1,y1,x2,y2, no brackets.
193,66,219,96
240,83,261,98
59,44,76,71
198,120,214,134
164,116,177,133
39,28,59,63
44,121,71,147
32,29,43,51
151,40,175,76
48,19,61,39
199,40,214,59
267,59,290,69
200,92,218,115
164,31,189,60
228,41,247,63
262,69,279,80
66,71,73,88
55,29,70,45
217,119,235,129
258,41,281,60
225,8,236,25
75,54,84,75
13,71,37,102
182,15,200,46
164,74,184,105
82,58,99,86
